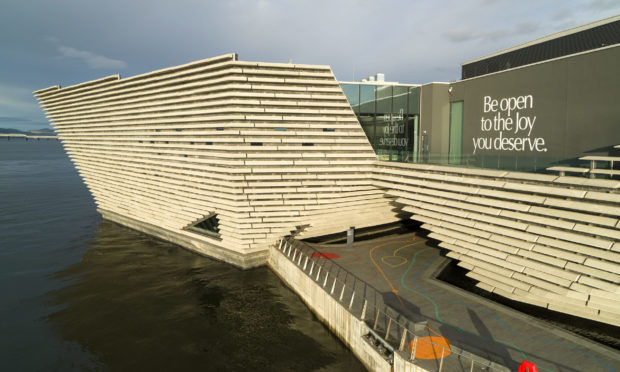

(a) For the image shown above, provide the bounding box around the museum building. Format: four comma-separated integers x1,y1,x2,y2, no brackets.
34,16,620,326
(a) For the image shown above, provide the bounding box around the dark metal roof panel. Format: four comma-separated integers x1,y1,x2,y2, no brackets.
462,20,620,79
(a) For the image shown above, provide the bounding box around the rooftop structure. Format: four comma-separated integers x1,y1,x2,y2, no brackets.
461,15,620,79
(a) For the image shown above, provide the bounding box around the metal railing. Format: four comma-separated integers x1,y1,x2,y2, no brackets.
275,237,510,372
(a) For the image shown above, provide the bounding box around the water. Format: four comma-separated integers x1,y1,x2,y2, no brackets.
0,139,365,371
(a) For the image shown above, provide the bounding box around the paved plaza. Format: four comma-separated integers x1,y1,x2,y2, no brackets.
303,227,620,372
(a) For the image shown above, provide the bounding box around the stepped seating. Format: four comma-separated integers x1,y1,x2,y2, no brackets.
545,166,589,177
546,148,620,178
581,155,620,177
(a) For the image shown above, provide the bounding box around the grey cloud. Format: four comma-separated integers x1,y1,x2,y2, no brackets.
4,0,619,106
44,35,60,44
443,28,512,43
0,116,29,123
443,28,480,42
553,8,574,21
58,46,128,69
515,21,540,34
484,29,511,42
586,0,620,11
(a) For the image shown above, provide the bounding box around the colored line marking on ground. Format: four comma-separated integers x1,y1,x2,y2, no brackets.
369,242,407,307
399,248,532,364
411,253,615,372
311,251,340,259
366,237,613,371
399,248,615,372
380,244,412,268
334,251,361,265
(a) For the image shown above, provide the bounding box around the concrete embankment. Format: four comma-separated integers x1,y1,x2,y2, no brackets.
267,240,430,372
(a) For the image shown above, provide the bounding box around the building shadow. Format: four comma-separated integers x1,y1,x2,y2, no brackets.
437,308,518,370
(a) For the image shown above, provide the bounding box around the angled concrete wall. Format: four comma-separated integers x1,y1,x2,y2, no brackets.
373,161,620,326
34,54,399,268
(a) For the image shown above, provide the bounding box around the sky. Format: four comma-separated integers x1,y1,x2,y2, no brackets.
1,0,619,131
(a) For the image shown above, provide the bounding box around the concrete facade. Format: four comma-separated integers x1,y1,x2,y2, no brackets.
34,54,400,268
35,52,619,326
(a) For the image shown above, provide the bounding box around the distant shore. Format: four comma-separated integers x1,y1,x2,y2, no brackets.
1,133,57,140
0,127,57,140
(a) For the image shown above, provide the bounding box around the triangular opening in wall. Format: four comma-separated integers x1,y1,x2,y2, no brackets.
187,213,221,238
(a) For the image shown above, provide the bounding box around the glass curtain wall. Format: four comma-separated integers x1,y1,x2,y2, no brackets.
341,83,420,163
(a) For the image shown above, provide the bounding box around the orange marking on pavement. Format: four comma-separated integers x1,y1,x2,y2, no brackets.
311,251,340,259
408,336,451,359
370,241,415,307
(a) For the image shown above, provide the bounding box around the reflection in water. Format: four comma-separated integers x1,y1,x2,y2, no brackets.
48,220,365,371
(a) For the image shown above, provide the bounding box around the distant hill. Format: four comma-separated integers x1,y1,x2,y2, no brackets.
0,128,24,134
0,128,56,136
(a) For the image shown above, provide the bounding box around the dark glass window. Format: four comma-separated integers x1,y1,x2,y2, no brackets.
407,116,419,163
407,88,420,115
375,115,391,161
359,115,375,147
376,85,392,114
359,85,376,114
393,86,409,116
339,83,421,163
341,84,360,113
188,214,221,238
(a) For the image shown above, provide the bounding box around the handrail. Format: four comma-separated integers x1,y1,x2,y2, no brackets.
274,236,510,371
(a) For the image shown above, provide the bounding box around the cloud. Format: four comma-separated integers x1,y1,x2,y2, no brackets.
0,83,51,130
58,46,127,69
0,95,39,111
515,21,540,34
0,115,47,130
485,29,511,42
442,27,511,43
553,8,574,21
443,28,480,42
0,116,29,123
586,0,620,11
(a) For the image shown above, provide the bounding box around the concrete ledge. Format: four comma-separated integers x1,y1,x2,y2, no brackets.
99,208,269,269
267,243,430,372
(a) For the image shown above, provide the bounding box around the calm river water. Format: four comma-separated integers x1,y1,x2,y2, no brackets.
0,139,365,371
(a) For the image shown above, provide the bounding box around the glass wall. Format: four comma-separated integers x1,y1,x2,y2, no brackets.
341,83,420,163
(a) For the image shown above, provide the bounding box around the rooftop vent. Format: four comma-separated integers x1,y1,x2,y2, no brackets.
361,73,386,83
